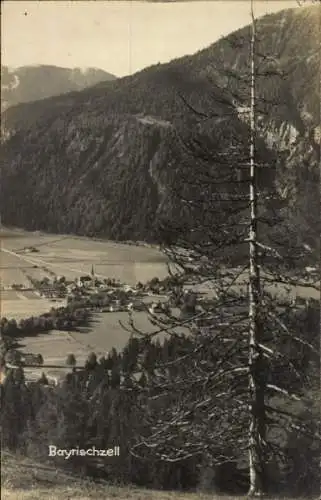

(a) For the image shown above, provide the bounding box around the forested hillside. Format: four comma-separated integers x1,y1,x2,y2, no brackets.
1,6,319,251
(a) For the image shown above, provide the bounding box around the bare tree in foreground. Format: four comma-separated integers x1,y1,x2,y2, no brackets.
248,1,265,493
123,1,320,496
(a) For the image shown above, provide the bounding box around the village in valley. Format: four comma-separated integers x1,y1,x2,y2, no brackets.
0,234,204,384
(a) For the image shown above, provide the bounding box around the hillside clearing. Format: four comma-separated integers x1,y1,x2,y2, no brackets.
1,452,310,500
0,452,219,500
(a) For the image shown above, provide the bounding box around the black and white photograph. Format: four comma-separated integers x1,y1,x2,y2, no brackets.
1,1,320,498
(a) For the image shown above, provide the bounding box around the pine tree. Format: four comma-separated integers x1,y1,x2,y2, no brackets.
125,2,320,494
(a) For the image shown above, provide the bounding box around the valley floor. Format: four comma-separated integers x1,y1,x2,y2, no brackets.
1,228,319,383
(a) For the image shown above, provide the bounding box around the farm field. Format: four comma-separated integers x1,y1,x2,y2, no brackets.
17,307,188,375
225,271,319,301
0,249,34,289
1,230,168,282
16,311,161,373
1,298,61,321
0,228,168,319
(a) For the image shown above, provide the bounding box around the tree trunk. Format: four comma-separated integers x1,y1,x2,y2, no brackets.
248,0,267,496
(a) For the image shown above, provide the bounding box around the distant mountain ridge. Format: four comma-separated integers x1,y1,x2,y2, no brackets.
0,6,319,252
1,65,116,111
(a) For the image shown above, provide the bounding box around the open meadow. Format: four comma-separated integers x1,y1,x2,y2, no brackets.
2,449,313,500
14,311,165,382
1,228,168,282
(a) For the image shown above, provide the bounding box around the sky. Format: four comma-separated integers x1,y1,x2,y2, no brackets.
2,1,302,77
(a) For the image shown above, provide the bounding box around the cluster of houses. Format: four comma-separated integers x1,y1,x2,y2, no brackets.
11,264,180,315
64,269,172,315
25,274,68,300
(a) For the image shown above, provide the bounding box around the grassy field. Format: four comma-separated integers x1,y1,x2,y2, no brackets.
1,228,168,283
15,309,187,381
2,451,309,500
1,451,212,500
13,312,158,380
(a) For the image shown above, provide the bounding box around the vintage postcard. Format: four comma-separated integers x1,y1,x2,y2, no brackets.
1,1,320,499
